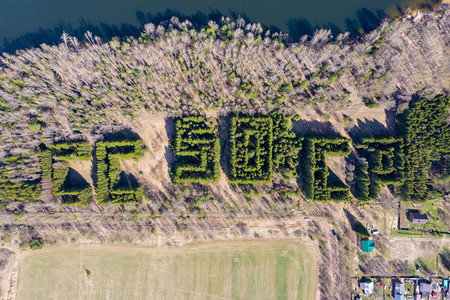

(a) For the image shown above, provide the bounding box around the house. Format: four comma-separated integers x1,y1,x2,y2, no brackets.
361,240,375,253
410,213,428,224
394,282,406,295
359,279,374,295
394,281,406,300
420,282,431,297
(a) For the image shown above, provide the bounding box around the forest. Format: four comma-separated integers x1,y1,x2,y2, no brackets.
0,4,448,205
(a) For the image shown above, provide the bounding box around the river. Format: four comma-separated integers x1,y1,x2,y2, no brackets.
0,0,441,53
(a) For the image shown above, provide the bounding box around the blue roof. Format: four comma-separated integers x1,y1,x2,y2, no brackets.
361,240,375,253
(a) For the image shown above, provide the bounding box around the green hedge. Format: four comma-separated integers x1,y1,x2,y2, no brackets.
96,139,147,205
172,116,221,183
229,115,273,183
301,136,351,201
51,141,91,161
40,141,93,205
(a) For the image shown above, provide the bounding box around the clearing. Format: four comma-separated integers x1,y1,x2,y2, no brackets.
16,240,317,300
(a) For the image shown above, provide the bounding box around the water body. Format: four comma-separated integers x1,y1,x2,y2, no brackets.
0,0,441,53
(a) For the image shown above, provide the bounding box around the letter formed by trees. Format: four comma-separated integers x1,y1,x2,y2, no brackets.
229,115,273,184
40,141,93,205
301,137,351,201
172,116,220,183
354,137,405,201
398,95,450,201
271,112,303,180
96,139,146,204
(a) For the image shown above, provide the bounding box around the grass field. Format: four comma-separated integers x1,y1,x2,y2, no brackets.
16,240,317,300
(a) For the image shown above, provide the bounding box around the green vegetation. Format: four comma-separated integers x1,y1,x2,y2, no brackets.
229,115,273,183
172,116,220,183
0,154,41,201
28,238,44,250
398,94,449,201
271,112,302,180
355,137,405,200
38,142,93,205
301,137,351,201
96,139,147,204
16,241,317,300
354,222,370,238
42,141,93,206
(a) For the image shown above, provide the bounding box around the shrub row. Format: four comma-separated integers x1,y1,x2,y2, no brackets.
172,116,220,183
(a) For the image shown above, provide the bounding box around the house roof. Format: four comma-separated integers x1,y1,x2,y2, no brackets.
395,293,404,300
361,240,375,253
359,280,374,295
394,282,406,295
420,282,430,294
410,213,428,220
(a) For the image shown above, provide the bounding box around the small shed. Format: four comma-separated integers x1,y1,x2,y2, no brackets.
410,213,428,224
361,240,375,253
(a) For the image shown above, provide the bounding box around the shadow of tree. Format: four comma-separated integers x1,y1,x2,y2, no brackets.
348,118,392,141
440,247,450,272
292,119,339,137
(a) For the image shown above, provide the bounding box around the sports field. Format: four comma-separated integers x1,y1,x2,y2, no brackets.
16,240,317,300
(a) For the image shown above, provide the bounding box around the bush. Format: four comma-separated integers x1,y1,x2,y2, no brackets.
28,237,44,250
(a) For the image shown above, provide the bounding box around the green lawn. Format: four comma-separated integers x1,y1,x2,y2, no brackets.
17,240,317,300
